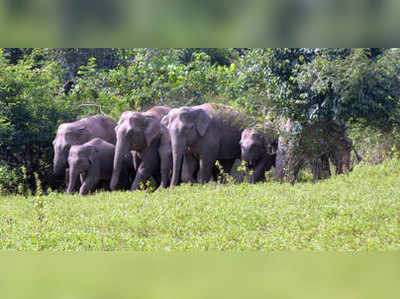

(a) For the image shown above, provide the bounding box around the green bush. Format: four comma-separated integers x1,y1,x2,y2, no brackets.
0,163,21,194
0,49,79,192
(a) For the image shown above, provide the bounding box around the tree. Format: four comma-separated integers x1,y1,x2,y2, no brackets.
0,50,79,192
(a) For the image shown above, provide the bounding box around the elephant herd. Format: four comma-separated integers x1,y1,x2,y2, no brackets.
52,103,355,195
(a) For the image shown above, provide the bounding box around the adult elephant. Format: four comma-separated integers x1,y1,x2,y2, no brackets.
162,103,246,186
53,115,117,181
159,111,207,188
67,138,134,195
110,106,171,191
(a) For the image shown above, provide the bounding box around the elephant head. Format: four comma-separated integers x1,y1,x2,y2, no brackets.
110,111,161,190
162,107,212,186
53,123,90,177
66,144,98,193
240,128,277,166
240,129,266,166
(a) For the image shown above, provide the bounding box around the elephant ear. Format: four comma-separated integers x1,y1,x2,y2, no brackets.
160,114,170,129
86,145,98,165
194,109,211,137
144,117,161,147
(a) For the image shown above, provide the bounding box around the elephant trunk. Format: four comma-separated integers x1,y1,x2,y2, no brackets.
171,136,185,186
159,132,172,188
53,152,68,178
66,165,79,194
110,140,128,191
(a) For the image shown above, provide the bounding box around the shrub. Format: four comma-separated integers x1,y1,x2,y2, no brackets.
0,49,79,192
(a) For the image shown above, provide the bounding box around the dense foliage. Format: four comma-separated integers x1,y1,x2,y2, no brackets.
0,50,80,192
1,48,400,192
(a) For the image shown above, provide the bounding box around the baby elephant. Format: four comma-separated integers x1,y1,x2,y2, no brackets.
240,128,277,183
67,138,133,195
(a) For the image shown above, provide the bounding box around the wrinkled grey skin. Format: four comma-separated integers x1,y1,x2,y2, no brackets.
159,119,224,187
159,113,205,188
110,106,171,191
163,103,244,186
240,128,277,183
67,138,133,195
53,115,117,184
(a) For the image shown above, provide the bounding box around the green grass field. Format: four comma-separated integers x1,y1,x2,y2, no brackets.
1,159,399,251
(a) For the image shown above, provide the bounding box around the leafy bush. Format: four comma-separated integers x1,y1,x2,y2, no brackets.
69,49,239,114
0,49,79,192
0,163,21,194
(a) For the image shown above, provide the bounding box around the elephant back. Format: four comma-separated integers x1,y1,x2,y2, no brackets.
143,106,171,121
84,115,117,144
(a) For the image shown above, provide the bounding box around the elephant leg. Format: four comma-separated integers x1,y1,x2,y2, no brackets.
80,172,87,184
159,138,172,188
79,178,98,196
153,173,161,189
132,152,141,172
79,164,100,196
198,158,216,184
66,167,83,192
65,168,70,188
246,166,256,184
181,153,198,183
252,158,268,183
131,147,160,191
131,162,154,190
160,152,172,188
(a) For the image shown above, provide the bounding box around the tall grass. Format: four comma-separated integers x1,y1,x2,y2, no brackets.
0,159,399,251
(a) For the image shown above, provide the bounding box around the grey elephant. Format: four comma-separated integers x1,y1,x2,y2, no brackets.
162,103,246,186
53,114,117,184
110,106,171,191
240,125,277,183
159,111,208,188
67,138,134,195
